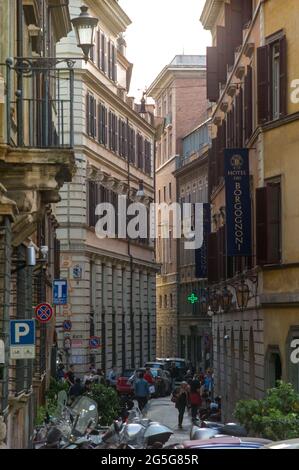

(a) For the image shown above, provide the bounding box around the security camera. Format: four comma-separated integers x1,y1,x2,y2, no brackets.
224,334,230,341
40,245,49,260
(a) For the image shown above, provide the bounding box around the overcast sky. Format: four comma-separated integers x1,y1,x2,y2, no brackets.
118,0,212,100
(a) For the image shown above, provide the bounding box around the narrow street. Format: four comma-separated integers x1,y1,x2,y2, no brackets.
147,397,192,445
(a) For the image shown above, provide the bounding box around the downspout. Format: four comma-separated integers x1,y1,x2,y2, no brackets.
16,0,24,146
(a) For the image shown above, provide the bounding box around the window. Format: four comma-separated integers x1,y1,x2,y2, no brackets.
256,179,281,265
144,140,152,175
257,34,287,123
128,126,136,163
163,186,166,201
169,182,172,200
98,103,107,146
137,134,144,170
164,295,168,308
169,133,173,157
101,33,106,73
86,93,97,138
170,294,173,308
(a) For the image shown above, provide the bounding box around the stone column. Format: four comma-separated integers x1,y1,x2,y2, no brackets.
103,262,113,370
148,272,157,360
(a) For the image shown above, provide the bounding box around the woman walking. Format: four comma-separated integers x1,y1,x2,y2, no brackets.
172,381,189,430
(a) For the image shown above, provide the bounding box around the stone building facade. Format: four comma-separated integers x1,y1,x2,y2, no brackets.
147,55,208,358
174,120,212,371
201,0,299,420
56,0,157,375
0,0,74,448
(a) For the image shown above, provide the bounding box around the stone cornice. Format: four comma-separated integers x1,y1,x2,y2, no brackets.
200,0,224,31
88,0,131,36
147,68,206,101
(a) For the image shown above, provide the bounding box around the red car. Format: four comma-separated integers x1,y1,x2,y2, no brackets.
116,369,135,395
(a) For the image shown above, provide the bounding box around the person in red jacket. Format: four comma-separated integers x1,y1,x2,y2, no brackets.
144,367,155,385
189,377,202,423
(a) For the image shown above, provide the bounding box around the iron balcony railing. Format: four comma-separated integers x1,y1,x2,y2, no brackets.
5,57,74,149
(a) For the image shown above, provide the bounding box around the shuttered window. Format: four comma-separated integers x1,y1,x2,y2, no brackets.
256,182,281,265
128,127,136,164
137,133,144,171
244,66,253,141
144,140,152,175
98,103,107,146
217,26,227,84
101,33,106,73
86,93,96,138
97,29,101,69
207,47,219,102
208,232,219,284
257,35,287,123
112,44,117,82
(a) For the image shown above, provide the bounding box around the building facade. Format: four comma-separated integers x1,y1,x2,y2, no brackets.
174,120,212,370
56,0,157,376
0,0,74,448
201,0,299,420
147,55,208,358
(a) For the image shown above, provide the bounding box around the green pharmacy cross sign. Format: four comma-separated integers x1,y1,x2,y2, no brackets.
188,293,199,304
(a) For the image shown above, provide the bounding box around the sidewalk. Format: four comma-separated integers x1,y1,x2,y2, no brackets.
147,396,192,445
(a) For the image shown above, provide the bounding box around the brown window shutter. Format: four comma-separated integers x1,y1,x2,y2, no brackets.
112,44,116,82
104,107,108,145
217,26,227,84
101,34,106,72
86,93,90,135
256,187,268,265
244,66,253,141
267,183,281,264
208,232,219,283
217,226,226,281
132,129,136,164
108,111,112,149
236,88,243,147
97,30,101,69
257,45,270,124
115,115,118,153
93,98,97,139
279,36,287,117
242,0,253,26
207,47,219,102
230,0,243,50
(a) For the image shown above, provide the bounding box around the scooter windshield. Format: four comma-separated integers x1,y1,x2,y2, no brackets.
71,396,99,435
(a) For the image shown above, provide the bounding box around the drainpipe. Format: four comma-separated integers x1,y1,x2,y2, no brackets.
16,0,24,146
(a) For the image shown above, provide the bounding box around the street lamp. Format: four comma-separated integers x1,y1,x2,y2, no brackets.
71,5,99,60
236,278,250,311
220,286,233,313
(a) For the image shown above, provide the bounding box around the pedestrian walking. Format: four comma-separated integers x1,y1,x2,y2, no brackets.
144,367,155,396
169,362,178,391
172,382,189,429
107,366,118,388
189,377,202,423
134,371,150,413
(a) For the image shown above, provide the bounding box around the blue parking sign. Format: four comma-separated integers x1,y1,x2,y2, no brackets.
53,279,68,305
10,320,35,359
10,320,35,346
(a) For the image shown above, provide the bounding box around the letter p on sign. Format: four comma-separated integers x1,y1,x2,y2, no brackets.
15,323,30,343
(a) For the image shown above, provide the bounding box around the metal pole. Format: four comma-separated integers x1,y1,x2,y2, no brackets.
70,67,74,147
16,0,24,147
6,60,12,145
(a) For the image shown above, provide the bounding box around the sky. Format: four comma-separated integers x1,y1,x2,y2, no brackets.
118,0,212,100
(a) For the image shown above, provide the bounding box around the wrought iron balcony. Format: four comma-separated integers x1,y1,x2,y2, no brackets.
5,57,74,149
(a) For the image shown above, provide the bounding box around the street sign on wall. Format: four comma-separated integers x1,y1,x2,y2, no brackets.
35,303,53,323
10,320,35,359
89,337,101,349
53,279,68,305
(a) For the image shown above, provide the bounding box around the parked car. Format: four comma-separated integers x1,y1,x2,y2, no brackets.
183,436,272,449
144,361,165,370
263,438,299,449
150,368,171,397
116,369,135,396
157,357,188,381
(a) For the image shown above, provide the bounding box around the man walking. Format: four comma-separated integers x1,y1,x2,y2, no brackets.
134,371,150,413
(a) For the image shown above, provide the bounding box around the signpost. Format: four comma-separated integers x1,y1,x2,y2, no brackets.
89,336,101,349
10,320,35,359
53,279,68,305
63,320,72,332
35,303,54,323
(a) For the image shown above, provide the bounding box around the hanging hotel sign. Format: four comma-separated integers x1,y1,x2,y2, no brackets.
224,149,252,257
195,203,211,278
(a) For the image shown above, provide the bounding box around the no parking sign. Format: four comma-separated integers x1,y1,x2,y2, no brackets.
35,303,53,323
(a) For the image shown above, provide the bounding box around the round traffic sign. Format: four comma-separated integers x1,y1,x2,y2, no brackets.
89,336,101,349
63,320,72,332
35,303,53,324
